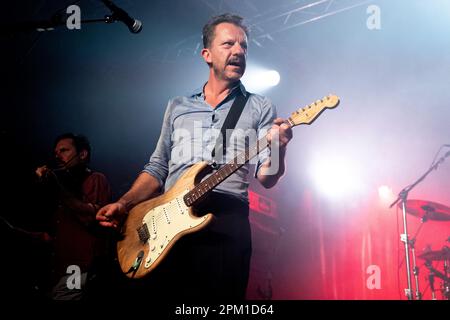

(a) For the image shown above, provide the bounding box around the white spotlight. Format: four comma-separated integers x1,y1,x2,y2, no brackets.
378,185,395,207
310,157,365,200
265,70,280,87
241,66,280,92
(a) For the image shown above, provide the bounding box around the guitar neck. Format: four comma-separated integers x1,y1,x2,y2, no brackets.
182,93,340,207
183,117,297,206
183,134,271,207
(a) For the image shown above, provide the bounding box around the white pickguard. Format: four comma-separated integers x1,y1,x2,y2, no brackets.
141,189,208,269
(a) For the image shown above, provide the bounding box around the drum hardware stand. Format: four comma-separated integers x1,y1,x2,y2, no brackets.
408,237,422,300
444,259,450,299
428,269,437,300
389,149,450,300
399,221,425,299
408,213,432,300
424,260,450,300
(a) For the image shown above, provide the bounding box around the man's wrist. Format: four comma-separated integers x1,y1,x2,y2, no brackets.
117,199,132,214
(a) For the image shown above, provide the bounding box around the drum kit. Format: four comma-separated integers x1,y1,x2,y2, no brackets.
400,199,450,300
388,147,450,300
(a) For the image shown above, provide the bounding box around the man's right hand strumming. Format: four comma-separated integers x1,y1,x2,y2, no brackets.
96,202,127,229
96,172,162,229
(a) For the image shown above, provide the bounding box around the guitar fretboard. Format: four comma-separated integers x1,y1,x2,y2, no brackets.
183,117,294,206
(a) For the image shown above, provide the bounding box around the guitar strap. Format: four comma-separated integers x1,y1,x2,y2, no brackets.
211,89,250,167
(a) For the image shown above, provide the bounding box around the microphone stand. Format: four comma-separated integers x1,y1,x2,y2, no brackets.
389,150,450,300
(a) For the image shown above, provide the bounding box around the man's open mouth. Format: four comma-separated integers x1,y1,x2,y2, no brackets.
228,61,243,67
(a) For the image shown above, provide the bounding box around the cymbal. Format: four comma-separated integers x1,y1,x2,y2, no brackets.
400,199,450,221
418,247,450,261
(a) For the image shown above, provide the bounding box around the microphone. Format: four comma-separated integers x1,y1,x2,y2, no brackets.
56,153,82,170
41,153,81,176
101,0,142,33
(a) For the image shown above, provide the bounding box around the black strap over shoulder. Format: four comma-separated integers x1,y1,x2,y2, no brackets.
211,91,249,166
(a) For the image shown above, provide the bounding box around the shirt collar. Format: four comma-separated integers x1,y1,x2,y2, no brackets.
190,81,248,99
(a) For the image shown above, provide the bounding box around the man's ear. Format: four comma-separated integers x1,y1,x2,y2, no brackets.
201,48,212,64
79,150,88,161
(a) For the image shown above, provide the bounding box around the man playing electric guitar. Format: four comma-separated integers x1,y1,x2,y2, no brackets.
96,13,292,300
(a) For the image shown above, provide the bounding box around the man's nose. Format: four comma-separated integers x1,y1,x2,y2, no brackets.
232,43,246,56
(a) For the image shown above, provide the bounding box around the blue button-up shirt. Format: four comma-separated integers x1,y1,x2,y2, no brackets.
143,82,277,203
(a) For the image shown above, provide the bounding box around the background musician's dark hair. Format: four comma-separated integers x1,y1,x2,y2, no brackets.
54,133,91,163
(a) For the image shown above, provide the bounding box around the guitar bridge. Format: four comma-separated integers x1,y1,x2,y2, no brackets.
137,223,150,243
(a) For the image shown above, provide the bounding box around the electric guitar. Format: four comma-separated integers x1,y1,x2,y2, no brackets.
117,94,340,278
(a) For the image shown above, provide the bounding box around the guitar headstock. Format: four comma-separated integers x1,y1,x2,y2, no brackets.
287,94,340,127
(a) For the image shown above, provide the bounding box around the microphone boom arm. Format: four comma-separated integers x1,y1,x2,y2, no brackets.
2,1,142,35
389,151,450,209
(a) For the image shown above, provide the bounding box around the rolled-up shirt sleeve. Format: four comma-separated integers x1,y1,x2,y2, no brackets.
142,100,173,187
254,97,277,178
